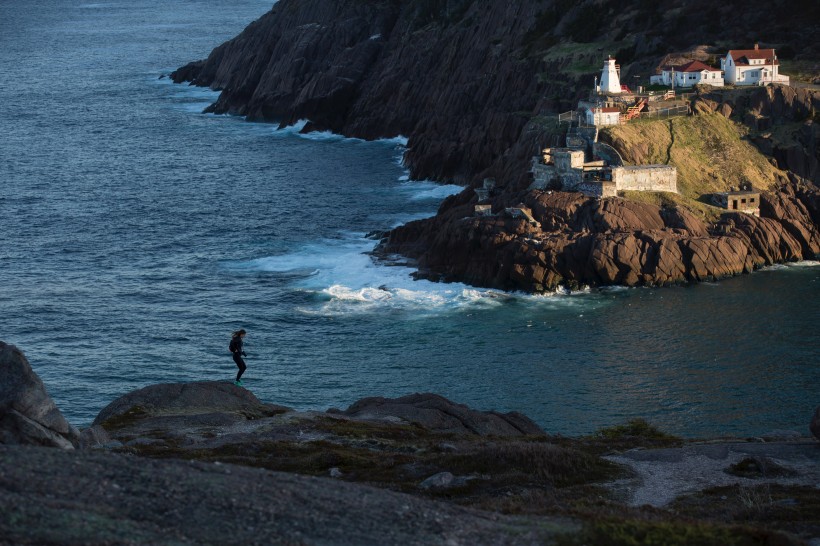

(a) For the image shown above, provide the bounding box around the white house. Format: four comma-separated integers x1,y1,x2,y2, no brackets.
721,44,789,86
650,60,724,88
585,106,621,126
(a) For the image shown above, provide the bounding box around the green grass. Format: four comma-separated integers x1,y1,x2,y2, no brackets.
601,112,783,205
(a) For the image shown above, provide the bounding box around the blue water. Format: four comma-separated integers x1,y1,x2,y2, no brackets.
1,0,818,437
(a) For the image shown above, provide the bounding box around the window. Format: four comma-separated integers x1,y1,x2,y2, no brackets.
732,200,738,210
741,198,747,204
750,197,756,204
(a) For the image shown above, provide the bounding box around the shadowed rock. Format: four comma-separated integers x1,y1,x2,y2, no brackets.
93,381,290,430
334,393,545,437
812,407,820,442
0,341,80,449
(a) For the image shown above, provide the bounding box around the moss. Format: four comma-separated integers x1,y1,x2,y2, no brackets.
558,518,793,546
439,440,620,488
98,405,149,431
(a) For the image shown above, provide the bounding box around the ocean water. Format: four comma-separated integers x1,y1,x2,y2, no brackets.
1,0,818,437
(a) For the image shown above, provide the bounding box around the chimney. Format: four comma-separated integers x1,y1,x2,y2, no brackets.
754,43,759,50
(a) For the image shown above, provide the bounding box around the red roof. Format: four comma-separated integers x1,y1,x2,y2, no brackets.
729,48,779,66
662,60,720,73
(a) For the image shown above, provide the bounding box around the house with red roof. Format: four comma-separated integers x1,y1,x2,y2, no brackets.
650,60,724,88
720,44,789,86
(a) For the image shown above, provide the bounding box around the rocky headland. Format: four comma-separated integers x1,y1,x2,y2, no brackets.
170,0,820,292
2,342,819,545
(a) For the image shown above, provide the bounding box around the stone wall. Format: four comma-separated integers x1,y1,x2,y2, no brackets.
577,180,616,198
612,165,677,193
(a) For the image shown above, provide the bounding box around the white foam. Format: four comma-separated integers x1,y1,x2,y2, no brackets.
397,180,464,201
233,231,606,316
787,260,820,268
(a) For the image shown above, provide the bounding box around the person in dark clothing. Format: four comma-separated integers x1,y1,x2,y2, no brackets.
229,329,247,386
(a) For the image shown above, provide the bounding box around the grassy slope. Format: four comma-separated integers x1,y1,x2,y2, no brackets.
600,112,784,220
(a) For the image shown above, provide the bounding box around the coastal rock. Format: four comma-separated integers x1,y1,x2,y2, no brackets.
812,407,820,442
0,341,80,449
381,183,820,292
93,381,290,436
335,393,545,436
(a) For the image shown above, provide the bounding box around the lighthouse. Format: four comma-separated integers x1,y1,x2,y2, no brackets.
599,56,621,94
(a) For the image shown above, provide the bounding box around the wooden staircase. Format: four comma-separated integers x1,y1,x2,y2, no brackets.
619,98,647,124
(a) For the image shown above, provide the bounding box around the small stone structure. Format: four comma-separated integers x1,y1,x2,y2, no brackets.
474,178,496,203
531,148,676,198
712,187,761,216
474,204,493,216
611,165,677,193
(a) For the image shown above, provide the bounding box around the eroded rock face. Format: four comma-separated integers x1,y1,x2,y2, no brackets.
382,183,820,292
0,342,79,449
334,393,544,437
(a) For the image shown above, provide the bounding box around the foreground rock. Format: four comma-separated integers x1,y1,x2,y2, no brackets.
0,445,573,546
0,342,79,449
331,392,544,436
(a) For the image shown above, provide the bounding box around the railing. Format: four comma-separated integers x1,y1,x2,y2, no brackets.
633,104,691,120
558,110,581,124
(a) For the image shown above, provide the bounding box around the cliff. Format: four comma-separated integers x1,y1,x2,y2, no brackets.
172,0,820,290
172,0,819,185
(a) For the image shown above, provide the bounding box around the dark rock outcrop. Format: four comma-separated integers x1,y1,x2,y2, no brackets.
0,445,573,546
381,183,820,292
334,393,544,436
0,341,80,449
173,0,820,186
812,407,820,442
92,381,290,441
699,86,820,185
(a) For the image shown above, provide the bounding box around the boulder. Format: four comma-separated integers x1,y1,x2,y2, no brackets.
93,381,289,430
335,393,545,437
0,342,80,449
811,407,820,442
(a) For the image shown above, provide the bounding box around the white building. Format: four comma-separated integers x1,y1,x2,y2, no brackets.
721,45,789,86
650,60,724,88
585,106,621,126
598,56,622,94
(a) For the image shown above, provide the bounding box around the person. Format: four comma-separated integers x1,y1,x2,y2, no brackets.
229,329,247,386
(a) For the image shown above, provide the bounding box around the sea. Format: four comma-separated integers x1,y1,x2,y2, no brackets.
1,0,818,437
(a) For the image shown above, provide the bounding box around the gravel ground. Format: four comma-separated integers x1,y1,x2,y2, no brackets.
605,440,820,507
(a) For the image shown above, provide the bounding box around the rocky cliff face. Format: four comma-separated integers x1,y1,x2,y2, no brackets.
173,0,819,186
382,179,820,291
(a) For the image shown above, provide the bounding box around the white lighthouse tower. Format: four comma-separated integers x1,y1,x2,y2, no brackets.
599,56,622,94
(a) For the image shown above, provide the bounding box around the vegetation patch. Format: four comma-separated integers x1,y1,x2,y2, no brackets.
601,113,783,204
586,419,683,453
670,484,820,539
557,518,792,546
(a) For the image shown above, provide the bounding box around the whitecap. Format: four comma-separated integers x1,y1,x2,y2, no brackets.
397,180,464,201
787,260,820,268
